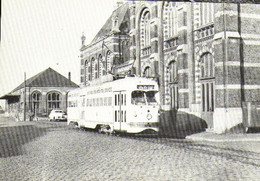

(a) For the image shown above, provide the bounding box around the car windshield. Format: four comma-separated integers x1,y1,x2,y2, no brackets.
55,111,63,113
131,91,158,105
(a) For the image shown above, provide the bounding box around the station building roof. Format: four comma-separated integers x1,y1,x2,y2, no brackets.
11,67,79,93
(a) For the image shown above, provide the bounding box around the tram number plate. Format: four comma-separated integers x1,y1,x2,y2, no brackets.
137,85,154,90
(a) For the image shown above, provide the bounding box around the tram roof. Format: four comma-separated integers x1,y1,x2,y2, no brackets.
69,77,158,94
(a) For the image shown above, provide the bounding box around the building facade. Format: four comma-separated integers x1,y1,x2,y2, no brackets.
80,1,260,133
1,68,79,121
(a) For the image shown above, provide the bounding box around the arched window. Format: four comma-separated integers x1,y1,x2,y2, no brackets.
140,9,151,49
91,57,95,80
47,91,61,113
85,60,89,84
121,41,130,63
200,3,214,26
163,2,178,39
105,51,111,74
200,53,214,78
31,91,41,114
98,54,103,77
168,61,178,83
143,66,151,77
167,61,178,109
95,61,98,79
200,53,215,112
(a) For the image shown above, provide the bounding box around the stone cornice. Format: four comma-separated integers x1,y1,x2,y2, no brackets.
213,31,241,40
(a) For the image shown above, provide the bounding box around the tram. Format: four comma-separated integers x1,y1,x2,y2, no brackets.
67,76,160,134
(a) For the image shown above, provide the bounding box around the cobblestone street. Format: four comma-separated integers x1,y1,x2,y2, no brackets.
0,118,260,181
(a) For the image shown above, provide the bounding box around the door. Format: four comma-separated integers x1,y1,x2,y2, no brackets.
201,81,214,129
169,83,178,110
200,53,215,130
113,91,126,131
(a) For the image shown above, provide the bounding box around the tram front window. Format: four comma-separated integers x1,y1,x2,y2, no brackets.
131,91,146,105
146,91,157,105
131,91,158,105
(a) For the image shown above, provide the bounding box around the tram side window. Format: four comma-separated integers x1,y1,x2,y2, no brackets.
115,95,117,106
115,111,117,122
89,99,92,107
108,97,112,106
82,97,85,107
68,100,77,107
100,98,102,106
93,98,96,107
96,98,99,107
104,97,107,106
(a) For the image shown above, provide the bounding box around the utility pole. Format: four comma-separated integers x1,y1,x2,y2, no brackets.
24,72,26,121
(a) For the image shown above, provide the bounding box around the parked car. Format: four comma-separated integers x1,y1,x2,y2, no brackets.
48,110,67,121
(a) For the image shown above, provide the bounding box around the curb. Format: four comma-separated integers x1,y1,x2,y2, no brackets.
185,134,260,142
0,122,35,128
186,137,260,142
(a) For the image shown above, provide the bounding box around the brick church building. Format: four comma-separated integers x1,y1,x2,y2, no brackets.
79,1,260,134
1,68,79,121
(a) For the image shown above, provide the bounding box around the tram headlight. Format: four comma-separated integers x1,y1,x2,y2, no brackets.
147,113,152,120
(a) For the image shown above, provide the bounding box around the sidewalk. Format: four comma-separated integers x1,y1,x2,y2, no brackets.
186,131,260,142
0,115,35,128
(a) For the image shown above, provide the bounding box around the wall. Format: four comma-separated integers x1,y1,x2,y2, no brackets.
9,86,76,121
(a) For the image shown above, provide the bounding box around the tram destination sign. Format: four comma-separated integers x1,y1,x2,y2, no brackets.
149,0,258,3
137,85,155,90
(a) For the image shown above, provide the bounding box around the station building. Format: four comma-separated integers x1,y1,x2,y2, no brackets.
0,68,79,121
80,1,260,134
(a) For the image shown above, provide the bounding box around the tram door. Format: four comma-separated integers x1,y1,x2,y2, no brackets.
113,91,126,131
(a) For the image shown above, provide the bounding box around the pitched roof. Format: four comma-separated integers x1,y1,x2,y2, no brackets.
12,67,79,92
90,2,130,44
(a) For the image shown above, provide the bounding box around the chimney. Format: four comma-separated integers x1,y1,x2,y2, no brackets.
68,72,71,81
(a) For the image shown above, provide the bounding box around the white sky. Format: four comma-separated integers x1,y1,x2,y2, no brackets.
0,0,121,98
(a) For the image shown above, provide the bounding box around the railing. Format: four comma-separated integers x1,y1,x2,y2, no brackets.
141,46,151,57
194,23,214,42
164,36,178,49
